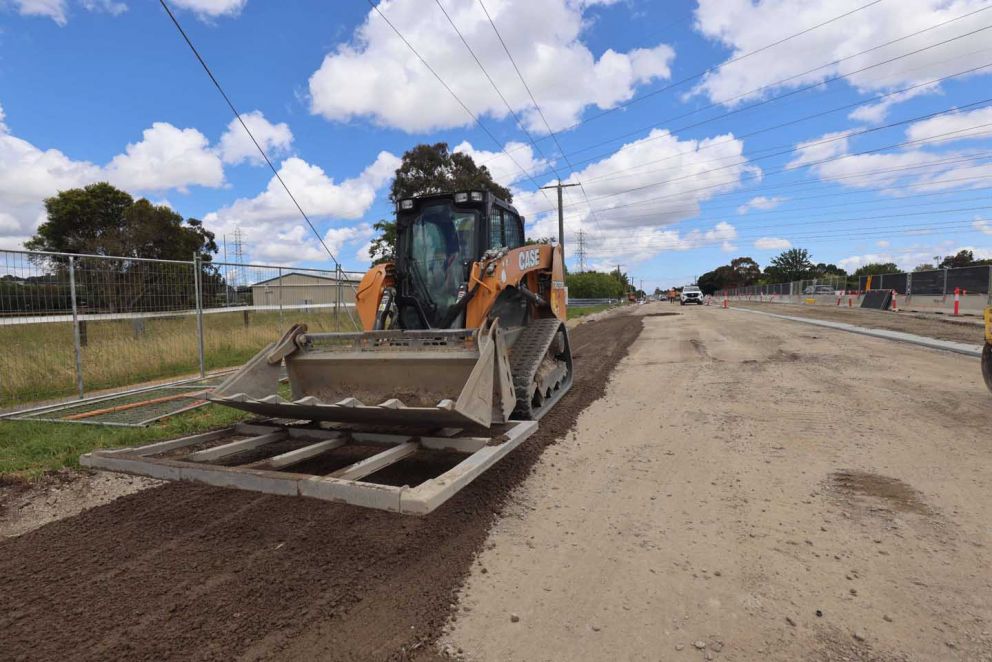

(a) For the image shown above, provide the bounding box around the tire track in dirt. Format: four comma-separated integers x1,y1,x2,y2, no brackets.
0,312,644,662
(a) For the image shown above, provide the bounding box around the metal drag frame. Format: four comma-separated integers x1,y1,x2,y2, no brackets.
80,419,537,515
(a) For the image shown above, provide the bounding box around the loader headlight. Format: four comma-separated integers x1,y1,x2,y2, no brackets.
470,191,483,201
399,199,414,210
454,192,468,203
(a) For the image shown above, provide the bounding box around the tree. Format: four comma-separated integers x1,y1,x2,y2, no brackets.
390,143,512,203
565,271,625,299
913,263,936,272
813,262,847,278
939,249,975,269
368,143,515,265
25,183,218,312
730,257,761,286
367,219,396,266
764,248,814,282
852,262,898,277
26,183,217,261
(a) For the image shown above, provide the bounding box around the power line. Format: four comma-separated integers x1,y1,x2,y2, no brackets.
582,186,992,231
157,0,345,269
576,56,992,187
496,6,992,170
582,219,991,256
538,150,992,220
544,0,885,136
476,0,608,235
431,0,561,182
365,0,556,208
581,204,992,247
547,103,992,215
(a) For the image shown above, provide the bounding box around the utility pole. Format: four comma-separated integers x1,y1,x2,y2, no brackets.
576,230,587,272
540,180,581,257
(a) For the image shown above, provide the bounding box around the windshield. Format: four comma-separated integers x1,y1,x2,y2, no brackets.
685,287,700,293
406,203,478,327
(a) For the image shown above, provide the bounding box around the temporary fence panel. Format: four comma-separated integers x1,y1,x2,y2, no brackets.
0,249,369,413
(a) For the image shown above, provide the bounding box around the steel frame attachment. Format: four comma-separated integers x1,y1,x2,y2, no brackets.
80,419,537,515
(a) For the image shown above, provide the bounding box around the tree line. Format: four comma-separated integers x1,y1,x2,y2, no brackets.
694,248,992,295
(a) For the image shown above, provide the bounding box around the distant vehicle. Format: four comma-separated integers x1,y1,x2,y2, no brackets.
803,285,836,295
681,285,704,305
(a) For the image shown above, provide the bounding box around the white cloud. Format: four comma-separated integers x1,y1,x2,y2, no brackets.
692,0,992,120
203,151,399,265
104,122,225,192
972,218,992,235
0,112,232,243
786,125,992,193
754,237,791,250
11,0,67,24
504,127,755,264
452,140,550,185
169,0,245,19
905,106,992,146
10,0,129,24
218,111,294,165
308,0,675,133
81,0,126,15
737,195,784,214
876,239,891,248
786,130,853,170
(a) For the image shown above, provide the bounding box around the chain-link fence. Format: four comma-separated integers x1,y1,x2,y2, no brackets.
857,265,992,296
0,249,364,411
718,265,992,307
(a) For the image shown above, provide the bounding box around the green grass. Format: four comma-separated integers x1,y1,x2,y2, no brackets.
0,309,351,406
567,303,614,319
0,403,251,480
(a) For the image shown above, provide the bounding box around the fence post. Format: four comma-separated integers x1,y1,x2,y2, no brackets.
335,265,341,325
278,266,284,324
906,272,912,297
193,255,206,378
987,266,992,306
68,255,84,399
943,268,948,300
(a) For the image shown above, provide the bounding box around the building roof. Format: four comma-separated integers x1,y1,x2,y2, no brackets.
250,271,360,287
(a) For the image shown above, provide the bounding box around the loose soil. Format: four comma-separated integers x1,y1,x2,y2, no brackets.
733,301,983,344
0,308,645,662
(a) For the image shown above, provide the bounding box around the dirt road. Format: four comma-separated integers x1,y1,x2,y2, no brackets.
733,301,983,344
3,304,991,661
443,306,992,661
0,311,644,662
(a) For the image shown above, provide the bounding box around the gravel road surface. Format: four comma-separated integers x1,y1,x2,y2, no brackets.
443,305,992,661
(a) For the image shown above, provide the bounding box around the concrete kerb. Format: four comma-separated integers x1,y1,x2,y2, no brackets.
729,305,983,358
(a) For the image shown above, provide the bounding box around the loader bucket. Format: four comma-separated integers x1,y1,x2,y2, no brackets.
208,321,516,429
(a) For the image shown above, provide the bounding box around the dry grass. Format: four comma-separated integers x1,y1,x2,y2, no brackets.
0,309,353,406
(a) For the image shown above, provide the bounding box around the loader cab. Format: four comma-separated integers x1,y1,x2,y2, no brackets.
394,191,525,329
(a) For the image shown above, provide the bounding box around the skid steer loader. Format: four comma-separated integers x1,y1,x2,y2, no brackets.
983,306,992,393
82,191,574,514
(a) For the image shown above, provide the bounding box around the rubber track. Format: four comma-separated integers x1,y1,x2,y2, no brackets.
508,318,571,420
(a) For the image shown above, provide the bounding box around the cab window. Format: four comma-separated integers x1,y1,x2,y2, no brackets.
504,210,524,248
489,207,504,249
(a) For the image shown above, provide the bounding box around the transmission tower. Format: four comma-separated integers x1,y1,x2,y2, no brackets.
576,230,587,273
232,227,246,289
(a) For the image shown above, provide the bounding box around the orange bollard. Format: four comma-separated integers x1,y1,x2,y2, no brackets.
891,290,898,311
953,287,960,316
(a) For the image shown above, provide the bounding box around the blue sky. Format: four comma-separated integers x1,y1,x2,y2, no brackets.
2,0,991,289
